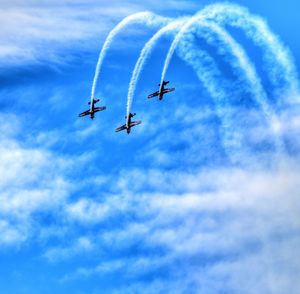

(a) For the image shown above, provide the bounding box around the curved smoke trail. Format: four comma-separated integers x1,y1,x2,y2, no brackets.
175,24,283,158
126,14,283,155
160,5,288,152
201,3,299,98
197,21,284,152
90,11,171,104
175,32,245,159
126,19,187,118
126,19,258,157
161,3,298,103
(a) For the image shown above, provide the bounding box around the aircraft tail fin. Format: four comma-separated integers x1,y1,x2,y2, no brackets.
88,98,100,105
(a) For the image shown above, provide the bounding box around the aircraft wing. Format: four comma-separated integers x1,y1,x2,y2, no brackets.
94,106,106,112
130,120,142,127
78,110,90,117
115,124,127,132
163,87,175,94
148,91,159,99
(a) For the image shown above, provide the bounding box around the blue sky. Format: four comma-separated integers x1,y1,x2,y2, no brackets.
1,0,300,293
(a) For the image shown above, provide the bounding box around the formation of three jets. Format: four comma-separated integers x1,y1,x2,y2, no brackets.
78,81,175,134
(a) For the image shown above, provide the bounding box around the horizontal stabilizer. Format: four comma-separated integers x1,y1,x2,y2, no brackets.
163,87,175,93
130,120,142,127
88,98,100,105
94,106,106,112
115,125,126,132
148,91,159,99
78,110,90,117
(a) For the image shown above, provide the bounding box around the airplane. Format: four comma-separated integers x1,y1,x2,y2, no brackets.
78,98,106,119
115,112,142,134
148,80,175,100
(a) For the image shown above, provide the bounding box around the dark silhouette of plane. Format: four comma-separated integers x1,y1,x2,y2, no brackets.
148,80,175,100
115,113,142,134
79,98,106,119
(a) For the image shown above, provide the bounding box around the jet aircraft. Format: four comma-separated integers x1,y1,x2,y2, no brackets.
79,98,106,119
115,113,142,134
148,80,175,100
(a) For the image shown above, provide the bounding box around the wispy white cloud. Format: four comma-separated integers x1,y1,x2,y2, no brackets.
44,236,94,262
62,160,300,293
0,5,113,65
0,114,75,246
0,0,196,66
54,98,300,289
1,96,299,293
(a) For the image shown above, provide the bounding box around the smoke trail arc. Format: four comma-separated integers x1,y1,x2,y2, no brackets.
160,7,286,152
201,3,299,97
196,21,284,152
161,3,298,103
126,19,187,118
90,3,299,158
90,11,171,105
126,17,283,155
126,21,244,157
176,33,246,159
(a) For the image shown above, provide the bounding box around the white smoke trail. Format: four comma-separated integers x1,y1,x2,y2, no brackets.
160,5,288,153
90,12,171,104
123,18,243,157
126,19,253,157
126,19,187,118
161,3,298,104
198,21,284,152
175,32,246,159
126,15,283,156
201,3,299,98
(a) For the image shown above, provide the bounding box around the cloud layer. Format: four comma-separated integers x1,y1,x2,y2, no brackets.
60,159,300,293
0,0,196,66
